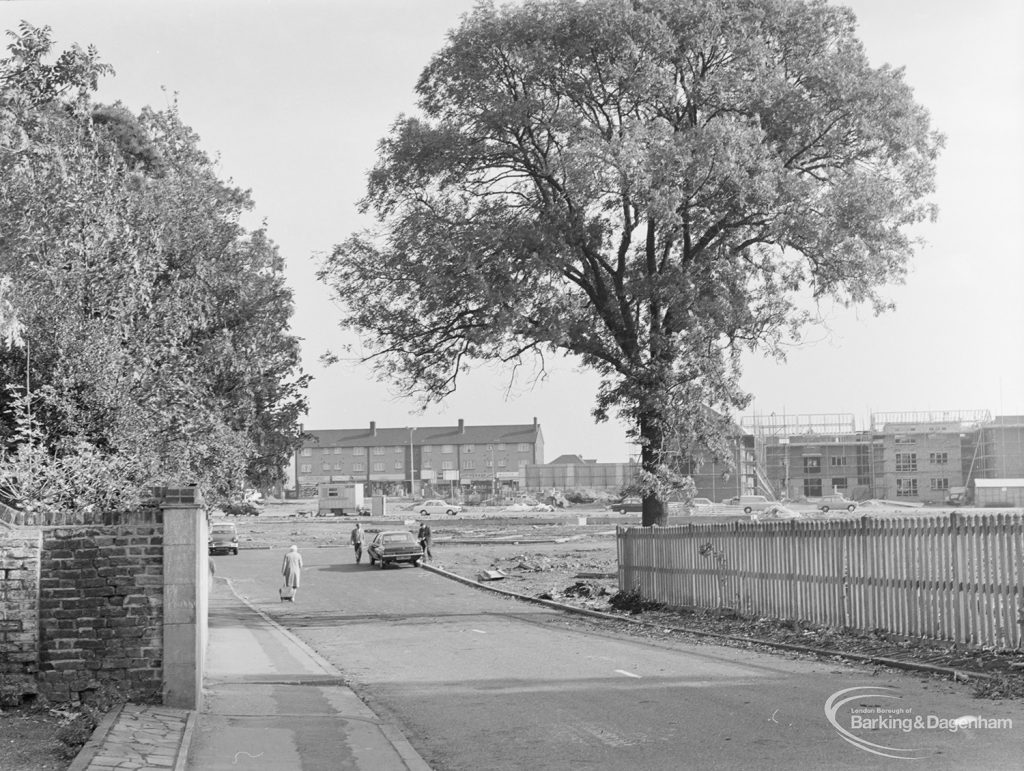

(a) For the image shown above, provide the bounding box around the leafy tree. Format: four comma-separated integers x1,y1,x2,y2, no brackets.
320,0,941,525
0,23,308,509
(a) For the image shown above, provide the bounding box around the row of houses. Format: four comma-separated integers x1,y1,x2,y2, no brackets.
293,410,1024,505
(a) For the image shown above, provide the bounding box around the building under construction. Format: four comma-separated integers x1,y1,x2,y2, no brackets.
742,410,1024,504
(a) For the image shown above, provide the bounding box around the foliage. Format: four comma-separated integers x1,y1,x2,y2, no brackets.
0,23,308,509
320,0,941,525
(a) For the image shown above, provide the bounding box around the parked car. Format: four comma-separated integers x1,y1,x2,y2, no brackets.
729,495,775,514
367,530,423,568
418,499,462,516
208,522,239,555
691,498,714,507
611,497,642,513
817,494,858,513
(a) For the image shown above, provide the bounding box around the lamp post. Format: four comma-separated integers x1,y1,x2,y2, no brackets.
407,427,416,496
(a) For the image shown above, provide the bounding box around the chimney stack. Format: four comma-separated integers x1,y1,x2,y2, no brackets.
458,418,465,434
370,421,377,436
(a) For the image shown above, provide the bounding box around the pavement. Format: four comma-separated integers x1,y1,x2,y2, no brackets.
70,577,431,771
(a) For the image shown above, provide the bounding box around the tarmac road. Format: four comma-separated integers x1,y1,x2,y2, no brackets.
217,545,1024,770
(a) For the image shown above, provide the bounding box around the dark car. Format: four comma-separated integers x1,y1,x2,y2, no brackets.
208,522,239,555
367,530,423,569
611,497,642,513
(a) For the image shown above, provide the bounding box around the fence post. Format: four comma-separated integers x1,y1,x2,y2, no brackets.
949,510,962,645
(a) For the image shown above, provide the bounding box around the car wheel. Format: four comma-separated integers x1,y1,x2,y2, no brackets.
744,506,752,514
446,509,455,516
821,506,830,513
847,504,856,511
232,548,238,555
420,510,429,516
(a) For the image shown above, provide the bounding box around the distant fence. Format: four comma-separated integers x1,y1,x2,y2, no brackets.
617,513,1024,649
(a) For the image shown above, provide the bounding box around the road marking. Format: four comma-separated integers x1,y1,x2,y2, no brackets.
614,669,641,678
472,629,487,634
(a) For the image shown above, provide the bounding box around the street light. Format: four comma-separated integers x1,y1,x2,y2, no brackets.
407,427,416,496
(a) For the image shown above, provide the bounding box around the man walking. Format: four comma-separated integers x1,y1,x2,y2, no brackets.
350,522,364,563
417,521,432,563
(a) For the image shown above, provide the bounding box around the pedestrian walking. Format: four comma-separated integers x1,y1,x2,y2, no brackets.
280,544,302,602
350,523,364,563
417,521,432,562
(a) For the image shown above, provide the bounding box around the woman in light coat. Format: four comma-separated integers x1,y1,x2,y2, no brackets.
281,544,303,601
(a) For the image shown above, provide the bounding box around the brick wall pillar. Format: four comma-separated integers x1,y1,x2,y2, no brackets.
160,488,208,710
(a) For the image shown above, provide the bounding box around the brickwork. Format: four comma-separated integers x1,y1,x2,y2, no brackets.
0,526,42,705
37,510,165,704
0,508,169,707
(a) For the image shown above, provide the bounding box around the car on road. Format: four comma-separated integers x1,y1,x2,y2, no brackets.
816,494,858,513
728,494,775,514
208,522,239,555
367,530,423,568
418,499,462,516
692,498,714,507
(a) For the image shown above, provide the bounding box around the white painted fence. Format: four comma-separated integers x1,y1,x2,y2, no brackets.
617,513,1024,649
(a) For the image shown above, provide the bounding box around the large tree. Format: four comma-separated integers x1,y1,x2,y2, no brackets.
0,23,308,509
319,0,941,525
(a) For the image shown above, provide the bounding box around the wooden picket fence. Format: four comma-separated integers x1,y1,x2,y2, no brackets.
617,513,1024,649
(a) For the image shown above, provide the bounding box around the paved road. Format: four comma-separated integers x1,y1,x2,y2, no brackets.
217,546,1024,770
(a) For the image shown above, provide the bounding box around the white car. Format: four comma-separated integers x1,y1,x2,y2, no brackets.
418,499,462,516
817,494,858,513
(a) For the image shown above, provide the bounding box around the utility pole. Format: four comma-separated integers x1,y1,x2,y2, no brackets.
407,427,416,496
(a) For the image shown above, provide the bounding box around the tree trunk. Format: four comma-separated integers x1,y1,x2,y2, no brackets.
639,414,668,527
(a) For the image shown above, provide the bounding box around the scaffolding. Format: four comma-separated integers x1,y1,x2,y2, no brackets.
870,409,991,431
741,413,858,438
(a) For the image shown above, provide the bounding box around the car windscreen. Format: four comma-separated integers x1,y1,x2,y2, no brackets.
382,533,413,543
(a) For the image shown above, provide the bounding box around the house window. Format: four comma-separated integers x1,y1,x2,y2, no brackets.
831,477,848,491
517,443,530,452
895,453,917,472
352,447,364,455
321,463,330,471
333,463,342,470
372,446,386,455
421,460,432,469
463,445,474,453
896,478,918,497
830,457,848,468
372,462,385,472
930,478,949,490
498,458,507,468
394,461,403,470
423,445,432,453
463,459,475,469
333,447,342,454
857,477,871,487
803,478,823,497
894,435,916,445
301,448,312,457
442,445,454,454
442,460,455,470
497,443,506,450
929,452,948,465
300,464,312,473
352,463,364,472
803,456,821,474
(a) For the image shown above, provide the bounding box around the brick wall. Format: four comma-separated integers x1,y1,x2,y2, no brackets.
0,508,167,706
0,526,42,705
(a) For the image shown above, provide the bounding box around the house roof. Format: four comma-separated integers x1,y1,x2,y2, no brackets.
548,454,596,465
303,422,541,448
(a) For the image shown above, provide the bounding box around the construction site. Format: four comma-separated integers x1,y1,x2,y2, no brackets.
739,410,1024,505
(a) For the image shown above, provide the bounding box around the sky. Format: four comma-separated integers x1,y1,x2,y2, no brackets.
2,0,1022,462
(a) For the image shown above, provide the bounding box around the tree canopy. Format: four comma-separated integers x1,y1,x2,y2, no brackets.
0,22,308,512
321,0,942,525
